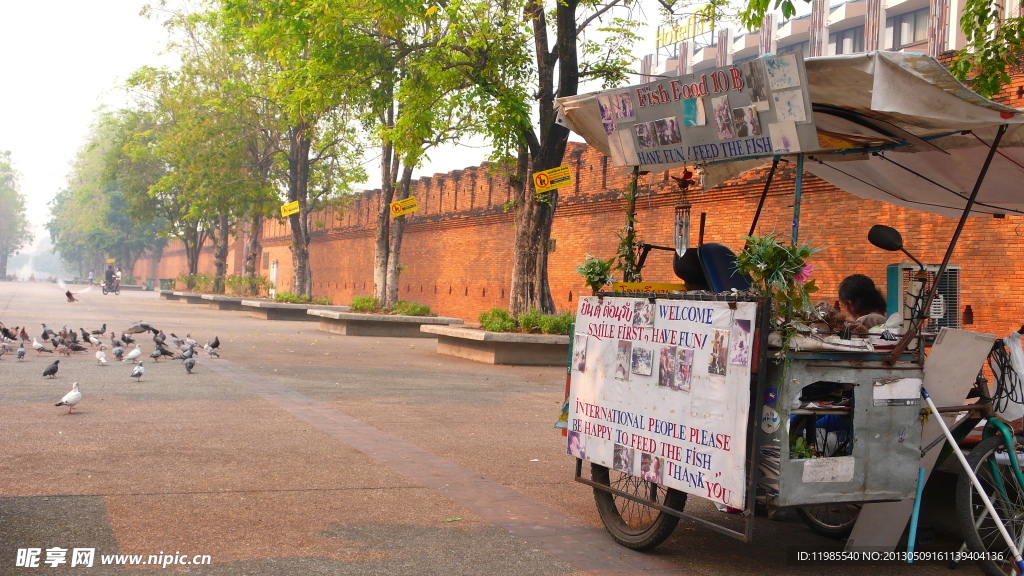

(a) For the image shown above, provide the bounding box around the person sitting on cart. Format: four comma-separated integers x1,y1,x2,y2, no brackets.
104,265,116,288
838,274,888,328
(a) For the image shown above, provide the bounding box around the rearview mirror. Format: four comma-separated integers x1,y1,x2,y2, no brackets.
868,225,903,252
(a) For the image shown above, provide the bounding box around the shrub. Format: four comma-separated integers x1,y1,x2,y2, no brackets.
224,274,274,297
174,273,215,292
576,255,615,295
390,300,431,316
349,295,380,312
516,308,545,333
479,308,517,332
274,292,330,305
538,311,574,335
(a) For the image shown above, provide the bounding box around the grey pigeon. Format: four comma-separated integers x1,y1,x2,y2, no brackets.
184,357,196,374
17,344,25,360
130,361,145,381
124,321,153,334
112,346,125,360
43,359,59,378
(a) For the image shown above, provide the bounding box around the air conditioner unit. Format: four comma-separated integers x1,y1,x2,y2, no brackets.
885,263,961,332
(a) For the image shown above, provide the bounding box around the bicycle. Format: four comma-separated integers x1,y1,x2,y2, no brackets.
952,327,1024,576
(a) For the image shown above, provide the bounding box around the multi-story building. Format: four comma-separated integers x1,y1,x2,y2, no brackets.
642,0,1000,78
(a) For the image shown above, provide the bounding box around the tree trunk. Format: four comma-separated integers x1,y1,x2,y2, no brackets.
244,212,263,277
384,163,415,308
374,142,399,305
0,253,7,279
286,124,313,298
212,212,230,294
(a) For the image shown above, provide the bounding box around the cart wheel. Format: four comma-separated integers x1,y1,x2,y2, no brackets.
956,433,1024,576
591,463,686,550
795,504,861,538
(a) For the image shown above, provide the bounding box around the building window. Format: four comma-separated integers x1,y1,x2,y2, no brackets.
777,41,809,55
885,7,930,50
828,26,865,55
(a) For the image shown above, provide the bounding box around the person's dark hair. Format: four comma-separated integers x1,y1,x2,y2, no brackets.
838,274,887,316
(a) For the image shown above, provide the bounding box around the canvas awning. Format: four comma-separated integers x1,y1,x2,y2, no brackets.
555,51,1024,217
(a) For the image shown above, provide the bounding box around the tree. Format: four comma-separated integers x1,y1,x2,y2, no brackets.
0,151,32,277
436,0,642,314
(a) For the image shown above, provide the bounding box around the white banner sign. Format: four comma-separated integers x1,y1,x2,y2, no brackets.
567,296,756,508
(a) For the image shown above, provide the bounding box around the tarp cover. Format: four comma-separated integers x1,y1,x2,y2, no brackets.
555,52,1024,217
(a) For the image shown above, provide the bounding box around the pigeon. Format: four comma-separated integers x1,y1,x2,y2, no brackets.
91,323,106,335
210,336,220,350
169,333,185,348
124,321,153,334
66,290,78,303
130,361,145,381
203,342,219,358
96,350,107,366
80,328,92,342
33,338,53,356
121,333,135,345
185,334,198,347
43,359,59,378
17,344,25,361
149,349,162,362
69,341,87,353
174,346,195,361
184,357,196,374
19,327,29,342
55,382,82,413
41,324,53,340
124,343,142,363
112,346,125,361
89,334,102,348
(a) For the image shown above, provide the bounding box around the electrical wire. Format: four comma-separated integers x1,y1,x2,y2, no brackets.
989,339,1024,416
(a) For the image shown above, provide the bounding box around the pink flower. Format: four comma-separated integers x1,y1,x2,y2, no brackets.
793,264,813,284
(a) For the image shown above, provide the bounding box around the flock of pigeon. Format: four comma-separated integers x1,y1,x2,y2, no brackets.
1,320,221,414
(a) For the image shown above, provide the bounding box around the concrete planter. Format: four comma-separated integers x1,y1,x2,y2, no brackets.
420,325,569,366
241,300,349,321
173,291,207,305
308,310,463,338
200,294,249,311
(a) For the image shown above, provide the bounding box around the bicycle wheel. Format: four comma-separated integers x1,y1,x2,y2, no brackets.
956,433,1024,576
795,503,862,537
591,463,686,550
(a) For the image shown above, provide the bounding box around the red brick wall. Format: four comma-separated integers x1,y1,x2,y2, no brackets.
136,141,1024,337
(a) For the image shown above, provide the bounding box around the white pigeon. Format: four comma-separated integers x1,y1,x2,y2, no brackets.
89,334,102,347
55,382,82,414
130,361,145,381
95,350,107,366
124,343,142,363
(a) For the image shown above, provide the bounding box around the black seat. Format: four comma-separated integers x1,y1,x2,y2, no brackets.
697,243,752,293
673,250,709,291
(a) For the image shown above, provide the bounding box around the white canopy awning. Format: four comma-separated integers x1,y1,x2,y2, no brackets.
556,52,1024,217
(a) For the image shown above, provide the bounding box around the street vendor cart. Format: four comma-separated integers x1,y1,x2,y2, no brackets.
556,51,1024,576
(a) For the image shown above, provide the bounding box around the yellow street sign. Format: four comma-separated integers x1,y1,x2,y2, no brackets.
533,165,574,193
280,200,300,218
107,258,116,264
612,282,687,294
390,197,419,217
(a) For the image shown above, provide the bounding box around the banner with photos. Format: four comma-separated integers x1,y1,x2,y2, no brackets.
567,296,757,509
559,52,818,171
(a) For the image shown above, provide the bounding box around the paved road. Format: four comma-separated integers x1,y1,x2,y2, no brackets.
0,282,982,575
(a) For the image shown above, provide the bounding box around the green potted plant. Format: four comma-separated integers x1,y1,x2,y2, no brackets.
576,255,615,296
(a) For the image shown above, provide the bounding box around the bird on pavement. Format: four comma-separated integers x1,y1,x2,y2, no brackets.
112,346,125,361
17,344,25,361
185,334,198,347
124,321,153,334
33,338,52,356
206,336,220,358
41,324,54,340
88,333,102,348
66,290,78,303
19,327,29,343
124,343,142,363
90,323,106,335
184,357,196,374
174,346,195,361
55,382,82,414
130,361,145,381
43,359,59,378
96,350,107,366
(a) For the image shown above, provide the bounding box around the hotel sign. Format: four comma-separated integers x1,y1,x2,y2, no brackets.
655,12,715,49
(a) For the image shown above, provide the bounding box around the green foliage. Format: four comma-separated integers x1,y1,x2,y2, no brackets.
538,311,574,335
224,274,274,297
478,307,573,334
0,152,33,270
736,233,820,310
390,300,431,316
275,292,331,305
949,0,1024,98
790,436,817,460
478,308,517,332
349,295,380,312
517,308,545,332
576,255,615,296
174,273,215,292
